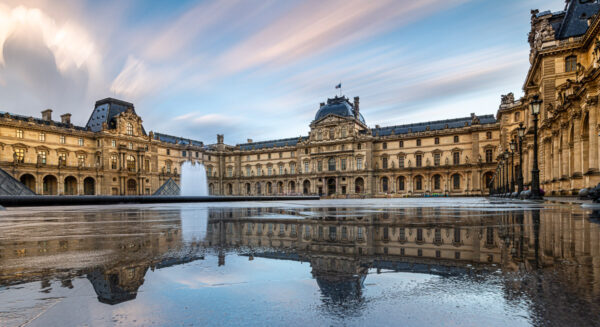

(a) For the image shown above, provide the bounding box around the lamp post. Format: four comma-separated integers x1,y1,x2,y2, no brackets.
530,95,542,199
517,123,525,194
499,162,504,195
504,151,510,195
510,141,516,195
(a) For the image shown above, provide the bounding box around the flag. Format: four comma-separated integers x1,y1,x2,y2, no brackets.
335,83,341,89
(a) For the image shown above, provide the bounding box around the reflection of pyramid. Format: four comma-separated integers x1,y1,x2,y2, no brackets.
0,168,35,195
153,178,180,196
87,266,148,305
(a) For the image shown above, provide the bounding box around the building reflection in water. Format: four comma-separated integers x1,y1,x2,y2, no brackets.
1,204,600,318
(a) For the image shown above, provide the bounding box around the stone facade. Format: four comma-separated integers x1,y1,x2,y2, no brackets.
498,1,600,195
208,96,499,197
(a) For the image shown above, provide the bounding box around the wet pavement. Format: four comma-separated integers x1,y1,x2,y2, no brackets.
1,198,600,326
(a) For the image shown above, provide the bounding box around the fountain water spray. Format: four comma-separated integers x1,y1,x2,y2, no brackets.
180,161,209,196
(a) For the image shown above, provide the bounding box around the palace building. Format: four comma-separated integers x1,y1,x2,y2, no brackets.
496,0,600,195
5,1,600,197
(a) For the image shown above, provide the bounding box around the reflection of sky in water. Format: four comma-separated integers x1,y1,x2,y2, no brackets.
1,199,600,326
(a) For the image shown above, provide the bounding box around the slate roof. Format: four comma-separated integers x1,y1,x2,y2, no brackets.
314,96,365,124
0,111,87,131
85,98,146,134
369,115,497,137
238,136,308,151
542,0,600,40
154,132,205,147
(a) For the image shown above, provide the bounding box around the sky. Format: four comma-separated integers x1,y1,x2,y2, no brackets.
0,0,567,144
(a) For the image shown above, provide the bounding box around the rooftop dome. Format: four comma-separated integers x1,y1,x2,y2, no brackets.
314,96,365,124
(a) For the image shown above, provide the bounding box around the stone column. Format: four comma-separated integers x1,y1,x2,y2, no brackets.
573,114,583,176
588,102,599,172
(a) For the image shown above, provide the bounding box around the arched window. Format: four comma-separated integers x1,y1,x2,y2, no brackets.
565,55,577,72
126,123,134,136
433,175,441,190
381,177,389,193
127,155,136,172
452,174,461,189
415,176,423,190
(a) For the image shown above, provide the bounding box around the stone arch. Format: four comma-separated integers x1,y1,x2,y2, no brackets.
303,180,311,195
83,177,95,195
277,181,284,194
64,176,78,195
20,173,35,193
245,182,251,195
127,179,137,195
226,183,233,195
43,175,58,195
482,171,494,190
355,177,364,194
288,181,296,193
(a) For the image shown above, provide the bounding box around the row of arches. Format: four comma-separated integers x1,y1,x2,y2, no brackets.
18,174,98,195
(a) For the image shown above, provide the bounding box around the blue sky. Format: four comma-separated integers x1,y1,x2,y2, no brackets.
0,0,565,144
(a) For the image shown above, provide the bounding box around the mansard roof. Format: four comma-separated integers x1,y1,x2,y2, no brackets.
0,111,88,131
541,0,600,40
85,97,146,134
314,96,365,124
154,132,205,147
369,115,497,137
238,136,308,151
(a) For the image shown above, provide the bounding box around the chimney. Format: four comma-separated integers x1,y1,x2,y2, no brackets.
217,134,224,144
320,102,325,108
61,113,71,124
247,138,253,143
41,109,52,121
354,96,360,115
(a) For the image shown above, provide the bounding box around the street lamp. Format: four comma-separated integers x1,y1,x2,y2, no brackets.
529,95,542,200
504,151,510,195
517,123,525,194
510,140,516,195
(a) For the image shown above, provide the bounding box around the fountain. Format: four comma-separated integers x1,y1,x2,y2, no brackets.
180,161,209,196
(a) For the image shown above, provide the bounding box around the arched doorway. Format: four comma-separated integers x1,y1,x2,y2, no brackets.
277,181,283,194
414,175,423,191
397,176,405,192
43,175,57,195
327,178,336,195
127,179,137,195
432,174,442,191
83,177,95,195
303,180,310,195
381,177,389,193
266,182,272,194
20,174,35,193
227,183,233,195
245,183,251,195
289,181,296,194
64,176,77,195
355,177,364,194
483,171,494,190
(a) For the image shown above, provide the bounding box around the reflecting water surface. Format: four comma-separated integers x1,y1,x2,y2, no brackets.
1,199,600,326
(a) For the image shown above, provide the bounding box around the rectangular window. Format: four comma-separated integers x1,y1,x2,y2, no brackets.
382,157,388,169
267,166,272,176
304,162,309,173
416,139,421,146
14,149,24,163
434,153,440,166
318,226,324,239
279,165,283,175
328,158,335,171
434,137,439,145
399,156,405,168
416,154,422,167
317,160,323,172
128,142,133,150
357,158,363,170
39,132,45,142
290,163,295,174
486,149,493,163
342,226,347,239
78,138,84,146
399,228,405,241
60,135,66,144
399,140,404,148
246,166,251,176
166,149,170,155
112,140,116,147
382,142,387,149
227,167,233,177
77,154,85,166
417,228,423,242
486,131,492,139
454,228,461,243
58,153,67,165
16,129,23,139
257,166,261,176
454,135,459,143
111,155,118,169
38,151,47,164
329,226,336,241
196,152,199,158
341,159,346,170
357,227,364,240
182,150,187,157
453,152,460,165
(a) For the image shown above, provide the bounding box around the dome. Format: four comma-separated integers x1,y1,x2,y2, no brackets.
314,96,365,124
